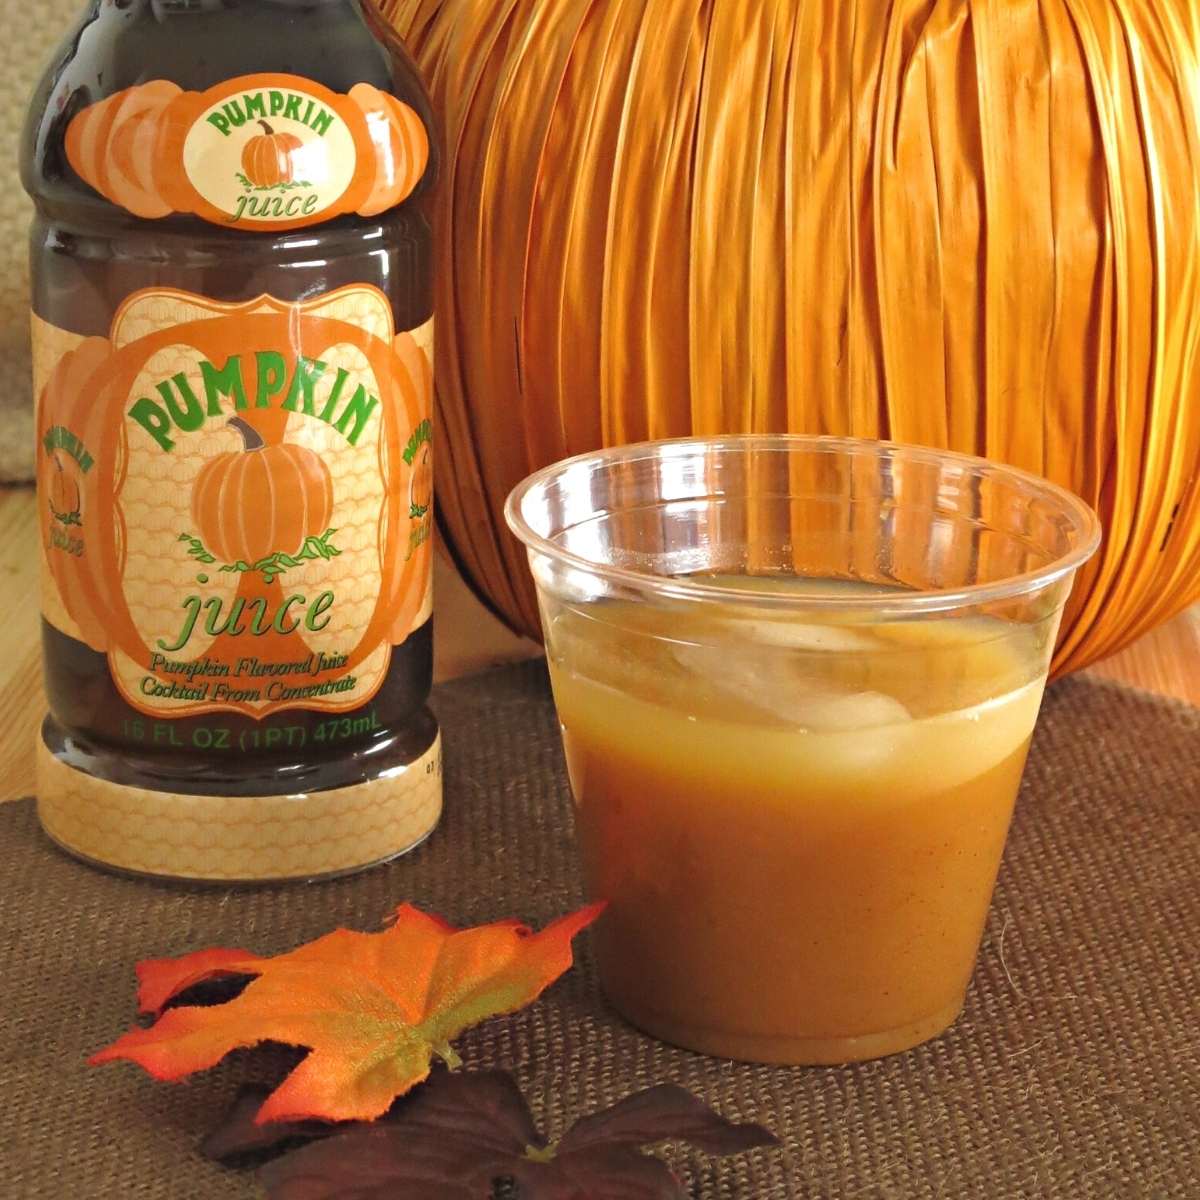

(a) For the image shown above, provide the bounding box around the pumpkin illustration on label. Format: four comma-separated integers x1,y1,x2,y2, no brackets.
191,416,335,565
410,444,432,518
241,121,305,190
48,453,83,527
402,417,433,522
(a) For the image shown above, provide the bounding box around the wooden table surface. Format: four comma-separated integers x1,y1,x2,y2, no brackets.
2,484,1196,803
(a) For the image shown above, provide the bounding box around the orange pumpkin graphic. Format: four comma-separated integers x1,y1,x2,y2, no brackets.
410,443,432,515
241,120,304,188
348,84,430,215
64,80,182,218
48,454,82,524
191,417,334,564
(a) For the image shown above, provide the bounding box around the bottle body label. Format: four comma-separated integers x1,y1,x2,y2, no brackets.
35,285,434,720
65,74,429,230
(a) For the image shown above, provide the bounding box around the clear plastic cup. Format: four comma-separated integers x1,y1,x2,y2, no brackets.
506,436,1100,1064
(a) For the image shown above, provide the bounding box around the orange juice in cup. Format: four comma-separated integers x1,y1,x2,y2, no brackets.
508,437,1099,1063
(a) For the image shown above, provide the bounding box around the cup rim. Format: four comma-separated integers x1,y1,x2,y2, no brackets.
504,434,1103,614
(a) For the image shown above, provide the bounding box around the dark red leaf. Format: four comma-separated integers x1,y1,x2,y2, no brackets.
384,1067,544,1158
258,1071,540,1198
510,1150,682,1199
251,1070,777,1200
201,1086,336,1163
558,1084,778,1157
259,1122,476,1199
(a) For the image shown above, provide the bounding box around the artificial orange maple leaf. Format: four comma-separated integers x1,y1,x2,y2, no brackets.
91,902,604,1124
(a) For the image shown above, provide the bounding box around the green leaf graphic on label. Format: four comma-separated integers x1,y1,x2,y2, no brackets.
179,529,341,586
179,533,217,566
236,171,315,194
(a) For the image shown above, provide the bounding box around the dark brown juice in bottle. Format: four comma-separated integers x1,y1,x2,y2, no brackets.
22,0,441,882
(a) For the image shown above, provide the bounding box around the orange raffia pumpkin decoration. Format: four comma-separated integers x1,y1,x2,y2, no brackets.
378,0,1200,675
191,417,334,565
241,120,304,188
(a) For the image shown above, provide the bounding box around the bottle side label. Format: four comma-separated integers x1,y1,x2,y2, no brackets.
34,285,434,720
65,74,429,231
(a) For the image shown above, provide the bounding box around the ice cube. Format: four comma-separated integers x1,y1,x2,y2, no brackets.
732,618,882,653
671,642,911,731
793,687,913,733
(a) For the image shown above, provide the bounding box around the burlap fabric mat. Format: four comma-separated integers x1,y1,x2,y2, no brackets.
2,661,1198,1197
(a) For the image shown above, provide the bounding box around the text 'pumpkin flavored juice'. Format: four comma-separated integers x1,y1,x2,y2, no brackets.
22,0,441,881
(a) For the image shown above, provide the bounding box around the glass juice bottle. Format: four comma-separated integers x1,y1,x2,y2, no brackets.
22,0,441,882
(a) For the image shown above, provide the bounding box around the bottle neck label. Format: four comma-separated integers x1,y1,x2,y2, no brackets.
66,73,428,231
